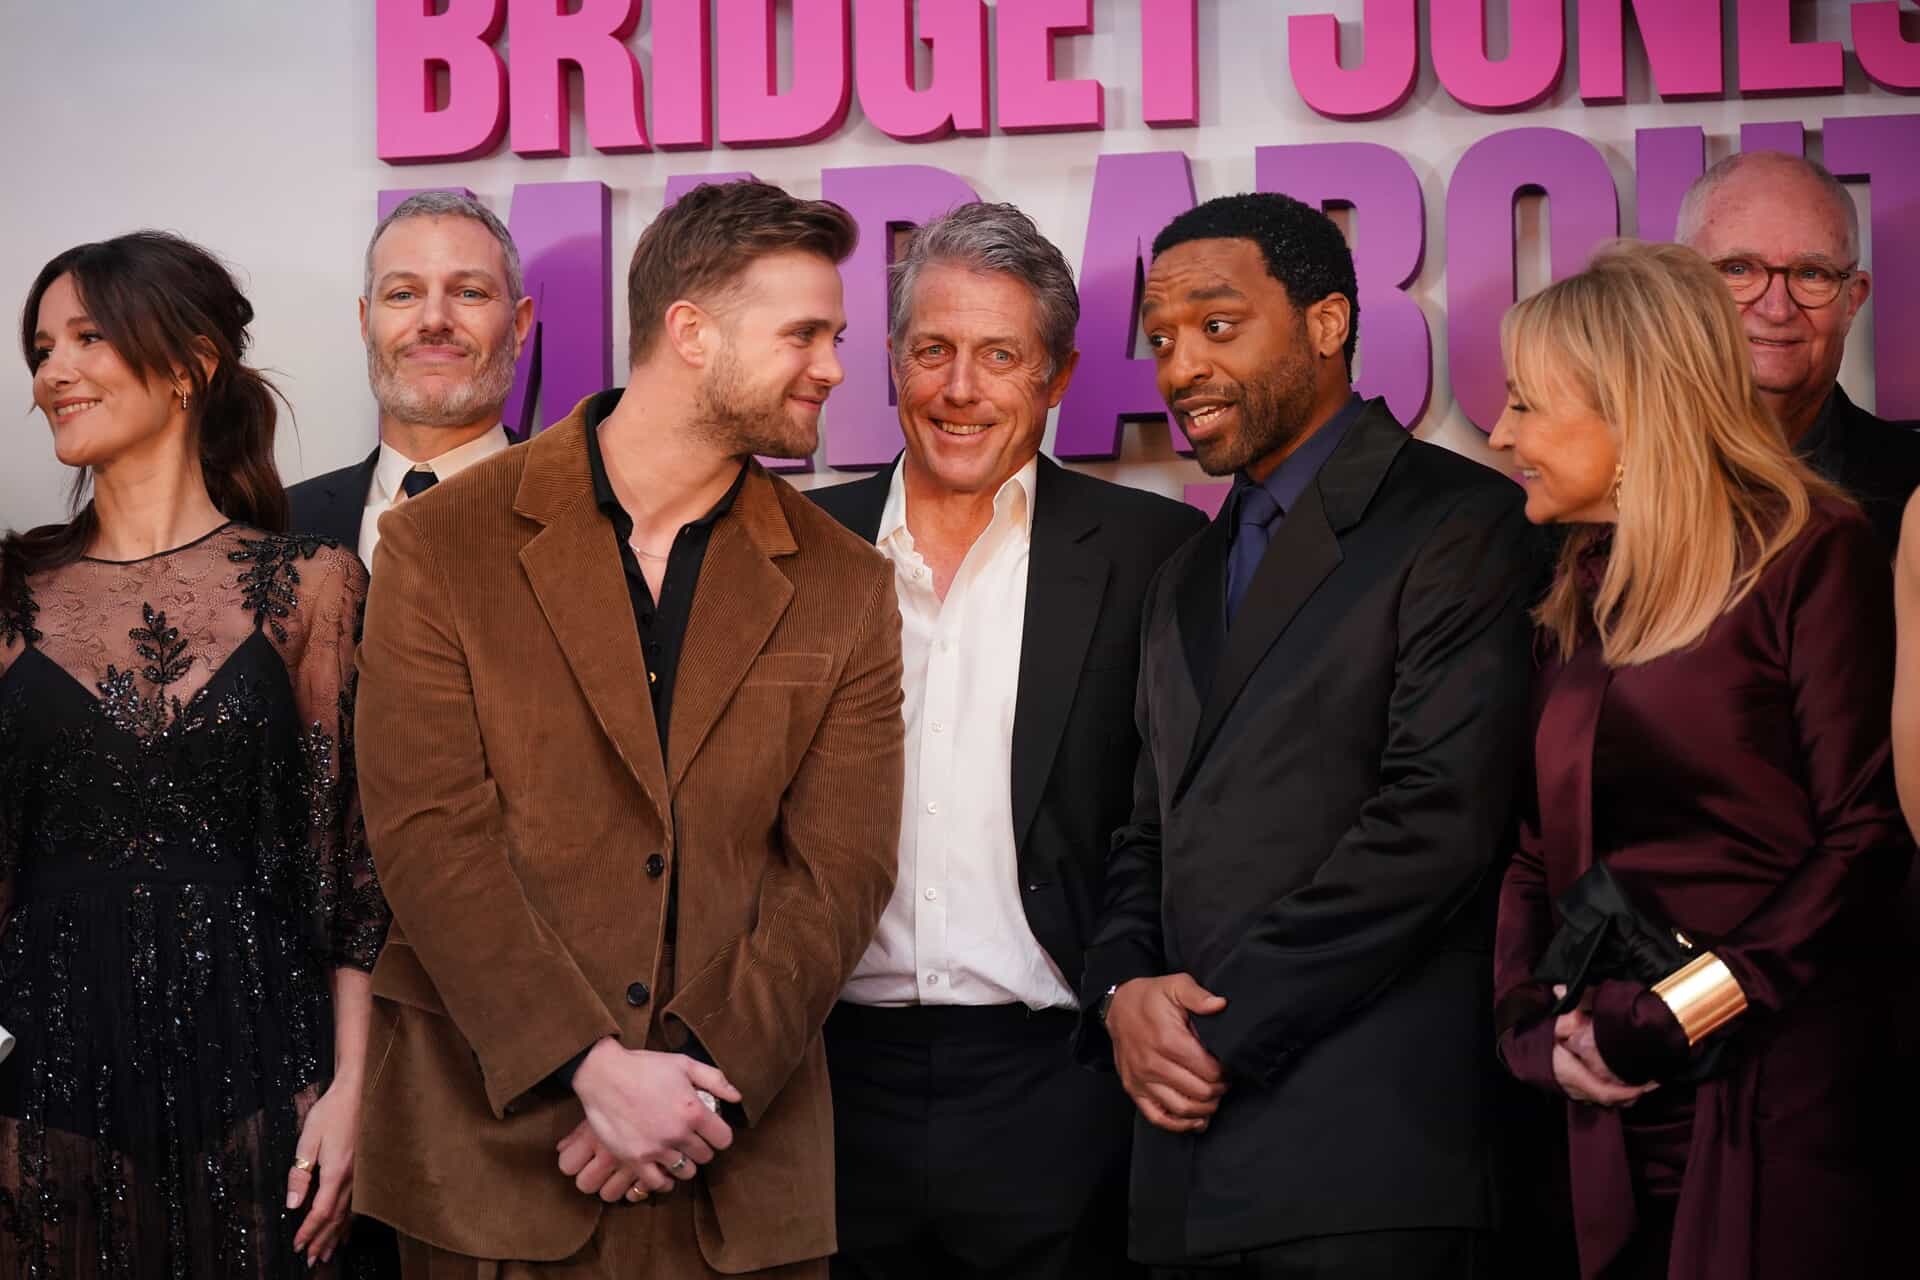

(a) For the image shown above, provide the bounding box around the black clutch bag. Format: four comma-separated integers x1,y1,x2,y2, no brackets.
1531,860,1734,1082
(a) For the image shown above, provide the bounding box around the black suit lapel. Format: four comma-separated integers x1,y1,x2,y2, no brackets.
807,460,895,542
316,449,378,549
1172,400,1409,799
1011,459,1110,856
1174,516,1231,704
1176,482,1341,799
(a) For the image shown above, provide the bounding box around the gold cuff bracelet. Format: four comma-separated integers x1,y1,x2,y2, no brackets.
1651,951,1748,1045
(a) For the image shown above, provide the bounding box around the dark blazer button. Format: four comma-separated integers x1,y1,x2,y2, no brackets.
645,853,666,878
626,981,651,1007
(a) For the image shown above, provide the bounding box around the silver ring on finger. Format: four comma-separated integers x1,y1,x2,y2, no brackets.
667,1153,688,1174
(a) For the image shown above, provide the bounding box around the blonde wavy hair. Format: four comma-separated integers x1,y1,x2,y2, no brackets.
1504,240,1841,666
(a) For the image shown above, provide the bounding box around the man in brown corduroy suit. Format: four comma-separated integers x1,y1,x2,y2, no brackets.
352,180,904,1279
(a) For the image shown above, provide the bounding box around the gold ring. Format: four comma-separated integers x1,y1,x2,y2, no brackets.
625,1184,646,1203
291,1156,317,1173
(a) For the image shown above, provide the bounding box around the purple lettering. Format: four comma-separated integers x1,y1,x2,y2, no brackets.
1826,113,1920,419
1288,0,1419,121
1430,0,1565,112
1054,151,1197,460
1445,128,1620,430
1854,2,1920,92
376,0,507,163
852,0,989,143
1141,0,1200,127
1579,0,1722,103
996,0,1105,133
507,0,646,158
1256,141,1431,427
1736,0,1844,94
1633,126,1705,242
717,0,853,148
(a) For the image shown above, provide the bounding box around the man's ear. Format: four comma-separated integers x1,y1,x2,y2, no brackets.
1308,294,1352,362
511,294,535,355
1045,349,1081,409
662,298,711,369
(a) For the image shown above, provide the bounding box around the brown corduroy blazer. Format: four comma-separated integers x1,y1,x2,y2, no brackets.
351,404,904,1269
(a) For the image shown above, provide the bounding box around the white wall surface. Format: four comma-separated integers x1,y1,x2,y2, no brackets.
0,0,1906,528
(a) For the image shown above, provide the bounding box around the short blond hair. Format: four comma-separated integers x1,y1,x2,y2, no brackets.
1505,240,1841,666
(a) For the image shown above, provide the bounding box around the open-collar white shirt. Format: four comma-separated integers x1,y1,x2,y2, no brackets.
842,456,1077,1010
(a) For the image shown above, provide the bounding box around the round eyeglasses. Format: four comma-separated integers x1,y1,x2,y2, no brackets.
1712,256,1855,309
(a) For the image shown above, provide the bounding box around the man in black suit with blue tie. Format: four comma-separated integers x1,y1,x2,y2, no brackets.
1079,193,1542,1278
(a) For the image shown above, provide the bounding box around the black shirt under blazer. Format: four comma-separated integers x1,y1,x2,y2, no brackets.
288,447,380,549
1077,399,1546,1262
808,454,1206,996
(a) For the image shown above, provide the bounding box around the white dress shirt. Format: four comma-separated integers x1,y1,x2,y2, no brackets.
357,425,510,566
842,457,1078,1011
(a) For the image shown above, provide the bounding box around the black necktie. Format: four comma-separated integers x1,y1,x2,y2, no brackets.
400,468,438,499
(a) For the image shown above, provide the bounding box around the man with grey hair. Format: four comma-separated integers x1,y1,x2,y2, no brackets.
291,192,534,563
810,203,1205,1278
1677,149,1920,550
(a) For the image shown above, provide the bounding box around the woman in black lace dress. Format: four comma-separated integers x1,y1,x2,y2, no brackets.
0,232,391,1277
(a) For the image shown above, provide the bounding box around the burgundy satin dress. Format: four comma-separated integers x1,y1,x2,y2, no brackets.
1493,499,1912,1280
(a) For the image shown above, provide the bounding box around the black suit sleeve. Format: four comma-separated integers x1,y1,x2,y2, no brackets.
1076,566,1175,1066
1190,488,1539,1085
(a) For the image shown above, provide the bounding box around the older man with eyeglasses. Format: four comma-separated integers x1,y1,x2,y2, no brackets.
1678,150,1920,551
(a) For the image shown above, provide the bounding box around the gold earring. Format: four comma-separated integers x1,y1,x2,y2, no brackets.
179,389,190,412
1610,463,1624,509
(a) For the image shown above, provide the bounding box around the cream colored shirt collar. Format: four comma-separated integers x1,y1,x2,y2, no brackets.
877,454,1039,551
369,424,510,506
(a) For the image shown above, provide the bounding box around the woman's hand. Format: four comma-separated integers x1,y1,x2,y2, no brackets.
288,1075,362,1267
1550,985,1658,1108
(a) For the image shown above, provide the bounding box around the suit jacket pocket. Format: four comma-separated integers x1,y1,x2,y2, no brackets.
371,940,449,1017
742,651,833,685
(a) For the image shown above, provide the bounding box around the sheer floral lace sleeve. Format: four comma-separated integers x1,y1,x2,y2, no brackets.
242,534,389,972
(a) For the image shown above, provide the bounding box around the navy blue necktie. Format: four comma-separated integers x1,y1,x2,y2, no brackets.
400,468,438,499
1225,485,1281,625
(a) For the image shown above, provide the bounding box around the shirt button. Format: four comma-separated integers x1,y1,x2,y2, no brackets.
931,721,944,734
645,853,666,879
626,981,651,1007
926,800,939,815
924,887,939,900
641,612,654,625
939,640,953,653
925,973,940,986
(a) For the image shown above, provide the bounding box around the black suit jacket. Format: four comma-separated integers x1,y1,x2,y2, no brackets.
809,454,1206,994
288,447,379,549
1799,384,1920,554
1077,399,1545,1262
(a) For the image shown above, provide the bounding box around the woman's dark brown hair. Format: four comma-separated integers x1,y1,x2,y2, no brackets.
3,231,288,602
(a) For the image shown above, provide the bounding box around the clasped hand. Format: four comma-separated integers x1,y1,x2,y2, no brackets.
1105,974,1230,1133
558,1039,743,1201
1549,984,1659,1109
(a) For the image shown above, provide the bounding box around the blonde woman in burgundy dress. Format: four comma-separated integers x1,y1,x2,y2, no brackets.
1489,241,1909,1279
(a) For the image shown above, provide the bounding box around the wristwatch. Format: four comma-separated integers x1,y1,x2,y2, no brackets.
1097,983,1119,1026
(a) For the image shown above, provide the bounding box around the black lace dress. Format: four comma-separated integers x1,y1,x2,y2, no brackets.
0,524,391,1279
